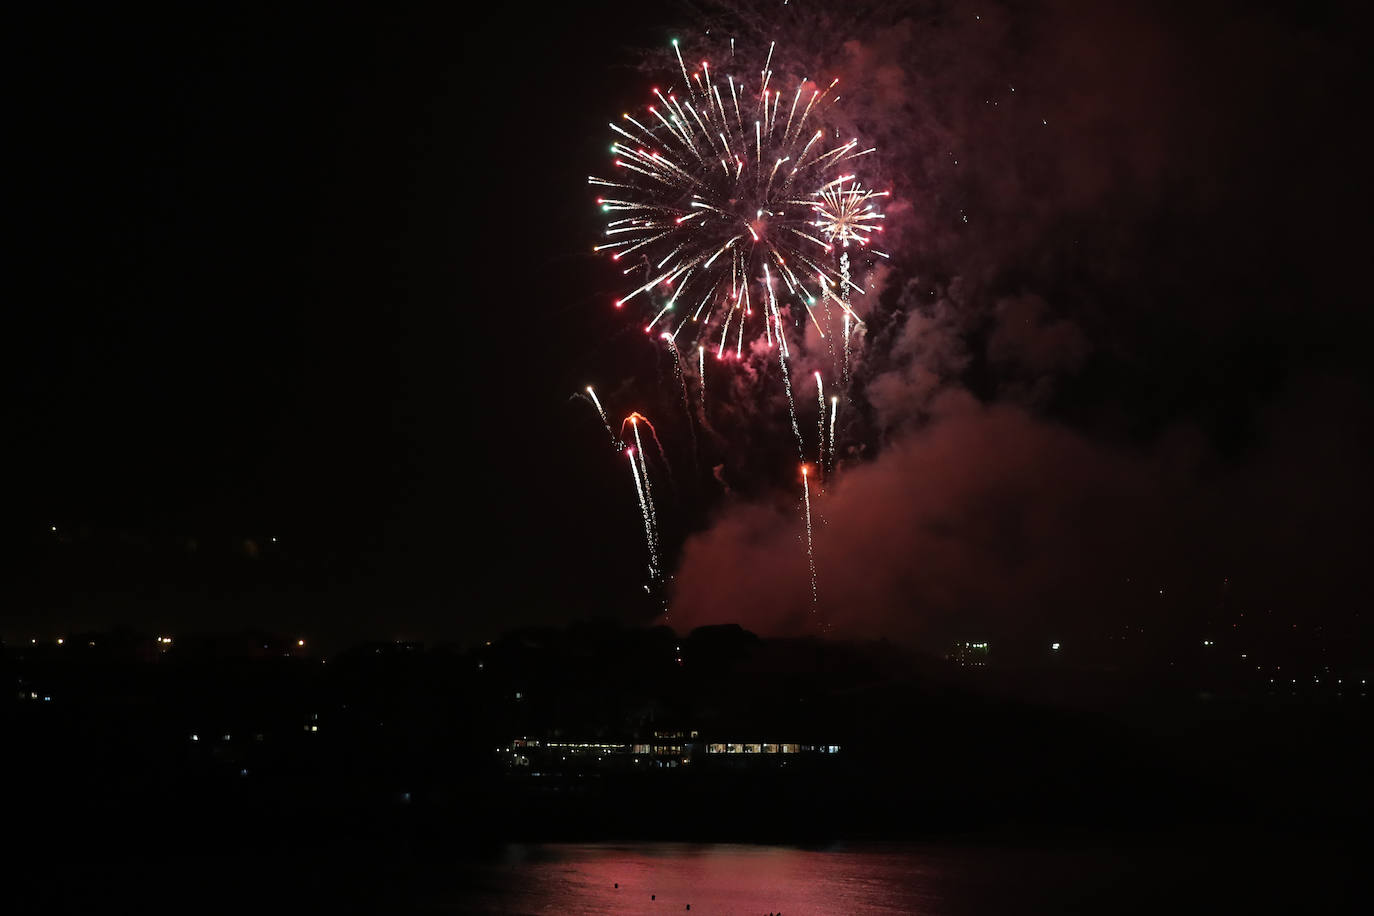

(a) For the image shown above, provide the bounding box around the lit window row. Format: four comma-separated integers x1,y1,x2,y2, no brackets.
705,743,839,754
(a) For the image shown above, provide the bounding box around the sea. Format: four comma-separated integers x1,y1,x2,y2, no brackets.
407,834,1362,914
18,828,1363,912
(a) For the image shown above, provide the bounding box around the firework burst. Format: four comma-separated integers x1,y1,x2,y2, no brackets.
590,40,884,362
582,38,897,628
812,178,888,250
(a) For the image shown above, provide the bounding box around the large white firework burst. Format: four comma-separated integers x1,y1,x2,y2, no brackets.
590,40,888,361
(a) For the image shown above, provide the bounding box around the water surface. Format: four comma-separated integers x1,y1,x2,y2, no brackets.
414,836,1348,914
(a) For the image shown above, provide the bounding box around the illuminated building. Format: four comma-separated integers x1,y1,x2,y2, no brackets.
504,729,838,771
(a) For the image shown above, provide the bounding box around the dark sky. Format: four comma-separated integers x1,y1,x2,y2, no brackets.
8,1,1372,652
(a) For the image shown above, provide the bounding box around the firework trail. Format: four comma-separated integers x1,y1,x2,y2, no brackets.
584,385,621,447
827,395,838,473
842,307,852,391
820,279,840,383
627,448,659,578
760,259,806,460
840,253,852,387
814,370,825,471
801,464,818,616
663,334,695,425
698,344,707,413
663,333,700,468
590,40,885,381
621,412,670,472
624,415,662,555
777,324,805,460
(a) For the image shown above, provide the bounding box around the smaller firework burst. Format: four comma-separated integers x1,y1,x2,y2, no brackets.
812,178,888,252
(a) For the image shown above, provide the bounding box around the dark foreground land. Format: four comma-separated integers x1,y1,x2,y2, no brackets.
4,623,1371,912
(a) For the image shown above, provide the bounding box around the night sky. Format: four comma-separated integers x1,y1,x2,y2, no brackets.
9,1,1372,653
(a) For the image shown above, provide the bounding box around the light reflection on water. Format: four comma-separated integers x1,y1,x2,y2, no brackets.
425,841,1009,915
415,835,1350,915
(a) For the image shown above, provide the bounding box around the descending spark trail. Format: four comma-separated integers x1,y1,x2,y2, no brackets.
814,371,825,472
827,395,838,473
842,307,852,391
628,448,659,578
639,443,660,559
586,385,619,447
664,335,694,424
820,283,839,383
777,327,805,460
627,416,660,558
664,335,699,464
802,464,818,615
840,252,852,388
590,40,885,380
698,344,707,413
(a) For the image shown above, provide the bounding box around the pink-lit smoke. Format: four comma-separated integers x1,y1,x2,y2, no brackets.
665,0,1372,644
